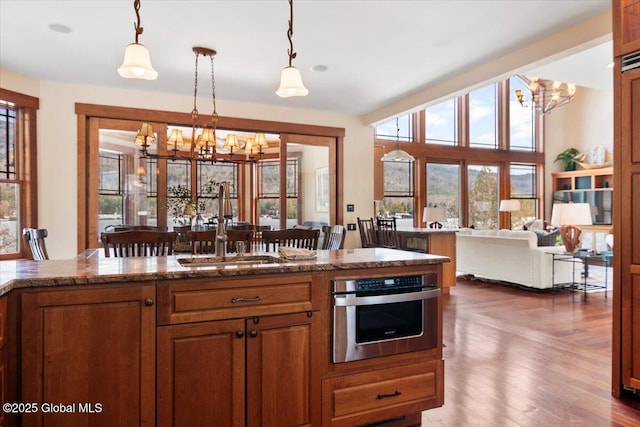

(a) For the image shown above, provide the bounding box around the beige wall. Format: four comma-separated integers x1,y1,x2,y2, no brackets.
1,67,373,258
544,85,613,219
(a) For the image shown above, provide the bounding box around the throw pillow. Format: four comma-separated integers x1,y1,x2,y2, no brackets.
535,230,559,246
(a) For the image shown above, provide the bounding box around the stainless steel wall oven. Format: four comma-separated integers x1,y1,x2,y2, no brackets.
332,274,440,363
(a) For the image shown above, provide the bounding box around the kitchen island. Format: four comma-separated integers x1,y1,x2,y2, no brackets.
1,248,447,427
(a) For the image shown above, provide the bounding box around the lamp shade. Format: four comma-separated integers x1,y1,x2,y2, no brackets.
499,199,521,212
276,66,309,98
167,129,185,150
550,203,593,226
423,207,446,223
381,148,415,162
117,43,158,80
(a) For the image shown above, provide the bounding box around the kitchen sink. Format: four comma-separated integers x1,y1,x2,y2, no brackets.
177,255,281,268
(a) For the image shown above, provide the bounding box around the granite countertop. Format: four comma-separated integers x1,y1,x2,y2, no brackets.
0,248,449,296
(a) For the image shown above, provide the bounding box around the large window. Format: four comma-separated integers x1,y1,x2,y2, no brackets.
0,90,38,259
468,165,500,229
509,163,538,228
257,159,280,229
509,76,536,151
468,83,498,149
374,75,543,231
375,114,413,142
425,99,458,146
378,161,414,228
0,106,18,254
426,163,460,228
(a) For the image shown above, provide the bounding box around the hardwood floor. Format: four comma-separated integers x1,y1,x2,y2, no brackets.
422,278,640,426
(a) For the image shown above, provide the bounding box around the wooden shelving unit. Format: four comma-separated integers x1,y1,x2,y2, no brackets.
551,167,613,192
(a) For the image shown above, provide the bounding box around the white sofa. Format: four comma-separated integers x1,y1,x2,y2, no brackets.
456,228,575,290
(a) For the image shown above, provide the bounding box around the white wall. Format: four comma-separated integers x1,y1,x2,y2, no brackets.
1,67,373,258
544,85,613,219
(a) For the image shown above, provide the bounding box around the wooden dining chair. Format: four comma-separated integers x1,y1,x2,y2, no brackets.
357,217,377,248
101,230,177,257
22,228,50,260
376,217,397,230
186,230,217,254
226,229,254,254
321,225,346,250
262,228,320,251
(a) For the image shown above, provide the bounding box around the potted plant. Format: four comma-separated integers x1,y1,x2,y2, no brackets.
167,180,222,225
555,147,582,171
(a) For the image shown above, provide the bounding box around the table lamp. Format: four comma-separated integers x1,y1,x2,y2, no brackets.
499,199,521,229
423,207,446,229
550,203,593,253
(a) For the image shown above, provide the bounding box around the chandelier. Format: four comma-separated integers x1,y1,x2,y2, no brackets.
515,77,576,115
133,47,269,163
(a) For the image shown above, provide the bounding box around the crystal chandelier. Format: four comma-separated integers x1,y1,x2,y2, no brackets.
515,77,576,115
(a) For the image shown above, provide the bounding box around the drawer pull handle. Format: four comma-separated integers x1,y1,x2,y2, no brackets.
144,298,154,307
377,390,401,400
231,296,262,303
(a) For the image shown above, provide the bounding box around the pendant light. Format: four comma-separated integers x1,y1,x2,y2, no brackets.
276,0,308,97
381,118,415,162
117,0,158,80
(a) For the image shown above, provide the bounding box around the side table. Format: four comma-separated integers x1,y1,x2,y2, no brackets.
549,251,611,301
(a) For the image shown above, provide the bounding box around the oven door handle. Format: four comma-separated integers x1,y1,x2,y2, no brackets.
333,288,440,307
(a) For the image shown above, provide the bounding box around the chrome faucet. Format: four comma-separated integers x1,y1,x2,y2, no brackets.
216,181,232,258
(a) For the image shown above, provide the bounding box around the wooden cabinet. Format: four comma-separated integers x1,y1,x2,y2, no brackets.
614,0,640,56
20,284,156,427
613,0,640,397
322,360,443,427
157,275,319,427
0,297,6,427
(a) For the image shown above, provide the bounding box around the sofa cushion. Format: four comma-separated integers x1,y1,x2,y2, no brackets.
534,230,559,246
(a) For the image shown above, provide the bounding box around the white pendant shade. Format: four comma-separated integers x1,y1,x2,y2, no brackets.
276,66,308,98
118,43,158,80
381,148,415,162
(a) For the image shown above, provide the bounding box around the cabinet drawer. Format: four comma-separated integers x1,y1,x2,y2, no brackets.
158,275,313,324
323,360,443,427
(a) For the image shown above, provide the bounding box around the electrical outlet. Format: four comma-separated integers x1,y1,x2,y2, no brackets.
346,204,354,212
347,223,356,231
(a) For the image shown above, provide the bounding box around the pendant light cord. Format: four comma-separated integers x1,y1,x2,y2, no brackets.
132,0,143,44
286,0,297,67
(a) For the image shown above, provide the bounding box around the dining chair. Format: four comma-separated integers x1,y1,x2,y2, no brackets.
376,217,397,230
321,225,346,250
262,228,320,251
101,230,177,257
357,217,377,248
226,229,254,254
376,226,400,249
186,230,218,254
22,228,50,260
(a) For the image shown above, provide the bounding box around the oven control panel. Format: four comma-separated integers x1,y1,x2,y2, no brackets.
355,275,423,291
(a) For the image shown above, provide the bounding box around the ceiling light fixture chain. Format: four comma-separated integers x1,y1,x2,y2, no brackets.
286,0,296,68
380,116,415,163
132,0,143,44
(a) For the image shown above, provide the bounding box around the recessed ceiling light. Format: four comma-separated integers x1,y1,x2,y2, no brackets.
311,65,328,72
49,23,72,34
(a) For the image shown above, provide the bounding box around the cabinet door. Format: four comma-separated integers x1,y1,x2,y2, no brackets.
157,319,246,427
21,285,156,427
246,311,319,427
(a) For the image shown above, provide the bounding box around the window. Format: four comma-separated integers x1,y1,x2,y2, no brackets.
0,90,38,259
197,162,238,220
509,163,538,229
509,76,536,151
426,163,460,227
425,98,458,146
0,106,18,254
98,150,125,231
468,165,499,229
377,161,414,228
375,114,413,142
468,83,498,149
257,159,280,229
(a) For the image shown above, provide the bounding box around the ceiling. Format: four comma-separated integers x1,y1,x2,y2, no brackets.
0,0,612,117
